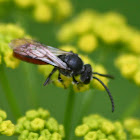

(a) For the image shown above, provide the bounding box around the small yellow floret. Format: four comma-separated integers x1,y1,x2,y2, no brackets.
133,70,140,85
0,120,15,136
129,33,140,54
14,0,33,7
4,51,20,69
78,34,97,52
34,4,52,22
60,45,77,53
57,24,75,42
92,65,109,90
57,0,72,18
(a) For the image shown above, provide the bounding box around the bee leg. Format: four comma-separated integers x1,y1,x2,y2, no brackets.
73,76,82,90
72,76,79,85
43,67,57,86
58,73,66,89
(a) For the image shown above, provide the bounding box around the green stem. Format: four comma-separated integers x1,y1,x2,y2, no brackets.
0,64,21,119
121,93,140,120
77,89,95,124
64,87,76,140
22,63,40,108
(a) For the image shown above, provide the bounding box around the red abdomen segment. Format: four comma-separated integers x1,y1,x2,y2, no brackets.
13,52,47,65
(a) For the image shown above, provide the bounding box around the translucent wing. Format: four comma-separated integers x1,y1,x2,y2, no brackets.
9,38,71,69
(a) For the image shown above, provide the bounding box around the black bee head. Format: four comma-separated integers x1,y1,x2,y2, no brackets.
80,64,92,84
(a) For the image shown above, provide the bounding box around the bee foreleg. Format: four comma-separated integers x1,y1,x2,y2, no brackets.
72,76,79,85
58,73,66,89
43,67,57,86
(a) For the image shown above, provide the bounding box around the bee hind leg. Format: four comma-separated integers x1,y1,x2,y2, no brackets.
43,67,57,86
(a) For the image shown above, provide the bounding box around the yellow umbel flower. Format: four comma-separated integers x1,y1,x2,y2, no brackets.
0,109,15,136
13,0,72,23
134,70,140,86
115,54,140,86
92,65,109,90
78,34,98,53
59,45,77,53
33,4,52,22
4,51,20,69
15,108,64,140
129,33,140,54
14,0,33,7
0,23,30,69
56,0,72,19
57,24,75,42
124,118,140,139
115,54,138,78
75,114,127,139
58,10,140,54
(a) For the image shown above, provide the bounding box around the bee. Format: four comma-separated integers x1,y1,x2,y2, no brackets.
9,38,114,112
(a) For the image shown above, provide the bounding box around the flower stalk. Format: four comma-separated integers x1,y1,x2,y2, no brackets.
64,87,76,140
22,62,40,108
0,63,21,119
121,94,140,120
77,90,95,125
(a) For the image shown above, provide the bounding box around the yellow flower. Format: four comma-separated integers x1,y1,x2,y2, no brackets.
115,54,138,78
57,24,75,42
92,65,109,90
73,84,90,93
33,4,52,22
79,55,95,68
124,118,140,132
59,45,77,53
97,24,121,44
78,34,98,52
51,132,62,140
4,51,20,69
73,14,94,34
76,114,126,140
0,120,15,136
56,0,72,18
14,0,33,7
101,121,115,135
75,124,90,137
134,70,140,86
16,108,64,139
84,131,97,140
129,33,140,54
31,118,45,131
103,12,126,26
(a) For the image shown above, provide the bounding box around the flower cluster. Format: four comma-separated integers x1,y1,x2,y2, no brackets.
14,0,72,23
124,118,140,139
75,114,127,140
0,109,15,136
38,46,111,93
57,10,140,54
15,108,65,140
0,23,30,69
115,54,140,86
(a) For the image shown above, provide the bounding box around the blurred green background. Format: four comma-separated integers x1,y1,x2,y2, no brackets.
0,0,140,139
